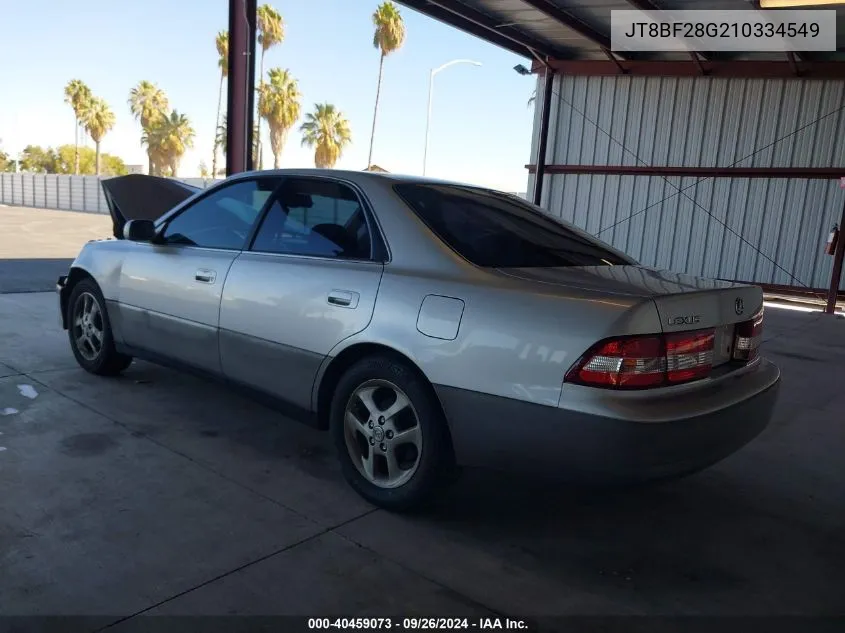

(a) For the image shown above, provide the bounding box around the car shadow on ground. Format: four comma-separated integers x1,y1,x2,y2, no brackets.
0,257,73,293
106,357,844,609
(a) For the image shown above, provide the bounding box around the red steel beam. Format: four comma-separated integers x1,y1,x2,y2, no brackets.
727,281,844,304
524,165,845,179
826,196,845,314
530,59,845,78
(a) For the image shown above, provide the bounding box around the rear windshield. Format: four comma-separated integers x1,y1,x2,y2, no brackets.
394,184,632,268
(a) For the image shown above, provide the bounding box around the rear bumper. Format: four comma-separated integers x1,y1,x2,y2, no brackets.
436,359,780,483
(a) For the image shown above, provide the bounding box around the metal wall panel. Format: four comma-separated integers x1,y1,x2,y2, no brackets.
11,174,23,205
544,172,845,291
0,174,220,214
532,75,845,292
58,177,71,210
69,176,84,210
543,75,845,169
45,176,58,208
83,177,102,213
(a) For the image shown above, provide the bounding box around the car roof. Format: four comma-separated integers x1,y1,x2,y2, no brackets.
224,168,482,190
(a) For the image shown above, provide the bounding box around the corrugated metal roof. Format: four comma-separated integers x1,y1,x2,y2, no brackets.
398,0,845,65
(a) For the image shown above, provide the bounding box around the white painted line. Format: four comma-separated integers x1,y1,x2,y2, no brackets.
0,408,18,416
16,384,38,399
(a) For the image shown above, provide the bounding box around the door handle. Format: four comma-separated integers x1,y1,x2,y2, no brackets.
195,269,217,283
327,290,359,309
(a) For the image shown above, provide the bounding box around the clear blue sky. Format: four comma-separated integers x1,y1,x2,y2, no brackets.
0,0,537,192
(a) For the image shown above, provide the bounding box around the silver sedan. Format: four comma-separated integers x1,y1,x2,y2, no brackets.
58,170,780,510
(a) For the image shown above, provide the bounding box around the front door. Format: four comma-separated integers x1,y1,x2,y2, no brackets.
117,177,282,374
219,176,385,410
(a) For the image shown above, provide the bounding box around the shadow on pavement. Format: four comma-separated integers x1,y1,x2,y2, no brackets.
0,258,72,294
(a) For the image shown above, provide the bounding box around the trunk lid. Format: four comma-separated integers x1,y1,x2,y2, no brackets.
495,264,763,330
496,265,763,369
101,175,202,239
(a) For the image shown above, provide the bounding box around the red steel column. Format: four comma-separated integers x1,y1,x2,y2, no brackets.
226,0,257,176
825,194,845,314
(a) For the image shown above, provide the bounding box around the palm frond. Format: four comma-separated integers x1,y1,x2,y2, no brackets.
372,1,406,56
299,103,352,168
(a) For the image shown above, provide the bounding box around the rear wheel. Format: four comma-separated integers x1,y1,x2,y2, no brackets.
330,355,455,511
67,278,133,376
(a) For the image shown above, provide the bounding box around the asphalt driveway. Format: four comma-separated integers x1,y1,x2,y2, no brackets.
1,205,844,630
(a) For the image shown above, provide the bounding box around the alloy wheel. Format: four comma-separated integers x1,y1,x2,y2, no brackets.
343,379,423,489
72,291,104,362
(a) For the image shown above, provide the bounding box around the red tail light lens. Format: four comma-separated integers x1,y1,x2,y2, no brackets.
566,329,715,390
574,336,666,388
666,330,715,383
733,308,764,362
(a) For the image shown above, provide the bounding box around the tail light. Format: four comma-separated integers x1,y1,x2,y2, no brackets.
565,329,715,390
733,308,764,362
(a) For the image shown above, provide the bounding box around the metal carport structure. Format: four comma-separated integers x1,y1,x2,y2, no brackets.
390,0,845,311
221,0,845,311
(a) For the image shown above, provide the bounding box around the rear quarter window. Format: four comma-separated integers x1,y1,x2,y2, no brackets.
393,184,632,268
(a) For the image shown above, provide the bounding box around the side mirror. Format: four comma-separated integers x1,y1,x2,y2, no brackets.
123,219,158,242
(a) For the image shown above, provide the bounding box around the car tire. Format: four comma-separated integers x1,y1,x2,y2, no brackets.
330,354,456,512
67,278,133,376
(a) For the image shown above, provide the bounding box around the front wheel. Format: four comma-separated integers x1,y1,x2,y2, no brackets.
67,278,133,376
330,355,456,511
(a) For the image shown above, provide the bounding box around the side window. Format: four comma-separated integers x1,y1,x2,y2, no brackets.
251,178,372,259
162,178,281,250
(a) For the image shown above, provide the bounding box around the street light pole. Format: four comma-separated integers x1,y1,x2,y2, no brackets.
423,59,481,177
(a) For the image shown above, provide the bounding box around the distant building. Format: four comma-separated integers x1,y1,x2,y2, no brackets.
124,164,145,175
364,164,389,173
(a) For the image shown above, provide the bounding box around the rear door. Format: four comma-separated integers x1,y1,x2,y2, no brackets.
117,176,282,374
219,176,385,410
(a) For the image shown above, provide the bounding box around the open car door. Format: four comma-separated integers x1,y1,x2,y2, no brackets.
101,174,203,239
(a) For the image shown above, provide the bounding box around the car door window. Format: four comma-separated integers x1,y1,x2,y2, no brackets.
251,178,372,259
394,183,633,268
162,178,281,250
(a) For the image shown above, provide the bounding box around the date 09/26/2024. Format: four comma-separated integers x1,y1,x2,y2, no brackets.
307,618,530,631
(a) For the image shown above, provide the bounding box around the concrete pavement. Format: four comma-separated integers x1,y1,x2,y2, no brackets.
0,205,111,293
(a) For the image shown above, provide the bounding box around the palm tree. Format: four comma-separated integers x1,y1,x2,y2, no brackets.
64,79,92,174
368,1,405,167
215,114,228,159
213,31,229,179
300,103,351,169
152,110,195,177
128,81,169,175
256,4,284,168
82,97,115,175
141,125,169,176
258,68,301,169
214,114,259,174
